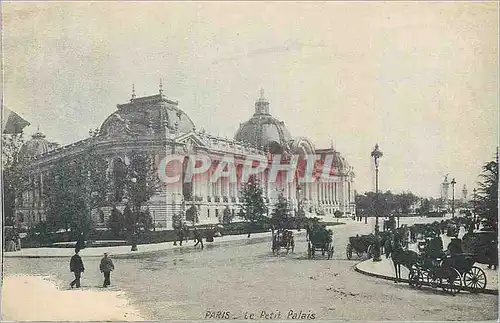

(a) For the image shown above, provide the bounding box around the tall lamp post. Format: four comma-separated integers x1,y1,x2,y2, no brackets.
130,177,138,251
451,178,456,218
371,144,383,262
296,184,303,214
472,188,478,229
371,144,383,234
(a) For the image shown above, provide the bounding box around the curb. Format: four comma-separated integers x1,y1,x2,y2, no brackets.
4,231,307,259
354,261,498,295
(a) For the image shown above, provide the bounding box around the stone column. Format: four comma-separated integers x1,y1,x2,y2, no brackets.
334,182,338,205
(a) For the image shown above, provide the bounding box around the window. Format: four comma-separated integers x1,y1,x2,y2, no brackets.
113,158,126,202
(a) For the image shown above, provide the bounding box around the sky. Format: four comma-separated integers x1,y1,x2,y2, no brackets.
3,2,498,198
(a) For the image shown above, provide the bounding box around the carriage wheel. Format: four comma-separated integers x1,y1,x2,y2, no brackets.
307,243,312,259
425,271,440,288
463,266,487,292
346,244,353,260
408,269,423,288
442,267,462,295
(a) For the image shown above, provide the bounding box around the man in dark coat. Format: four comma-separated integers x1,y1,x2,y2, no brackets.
99,252,115,287
70,248,85,288
193,228,204,249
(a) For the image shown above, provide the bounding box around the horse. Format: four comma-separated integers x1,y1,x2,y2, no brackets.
386,238,419,283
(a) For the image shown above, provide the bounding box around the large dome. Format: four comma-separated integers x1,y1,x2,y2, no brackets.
99,92,195,139
19,131,56,160
234,91,292,152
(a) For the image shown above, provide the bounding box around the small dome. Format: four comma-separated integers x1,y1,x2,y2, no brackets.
19,131,53,160
234,90,292,152
333,153,350,174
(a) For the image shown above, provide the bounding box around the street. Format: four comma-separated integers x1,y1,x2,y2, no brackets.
3,217,498,321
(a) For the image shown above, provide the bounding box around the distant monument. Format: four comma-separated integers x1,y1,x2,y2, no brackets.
441,174,450,201
462,184,468,201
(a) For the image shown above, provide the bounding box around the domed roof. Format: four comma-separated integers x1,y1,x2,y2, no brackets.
19,131,53,160
99,90,195,139
234,91,292,152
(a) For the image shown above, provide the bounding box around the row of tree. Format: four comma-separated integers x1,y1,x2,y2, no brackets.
355,191,421,218
2,132,162,241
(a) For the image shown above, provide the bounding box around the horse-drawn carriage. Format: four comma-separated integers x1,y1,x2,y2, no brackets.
307,225,334,259
408,252,487,294
346,234,375,260
272,230,295,255
462,230,498,269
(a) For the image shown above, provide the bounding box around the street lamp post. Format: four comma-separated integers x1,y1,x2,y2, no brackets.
130,177,138,251
371,144,383,262
296,184,302,215
371,144,383,234
473,188,478,229
451,178,456,218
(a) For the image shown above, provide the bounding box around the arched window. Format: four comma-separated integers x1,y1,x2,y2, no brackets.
113,158,127,202
99,209,105,223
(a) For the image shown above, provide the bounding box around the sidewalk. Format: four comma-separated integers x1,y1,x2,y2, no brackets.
1,275,145,321
3,229,306,258
355,238,499,295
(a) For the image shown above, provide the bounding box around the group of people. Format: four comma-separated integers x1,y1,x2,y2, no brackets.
4,229,21,252
174,223,222,249
69,249,115,288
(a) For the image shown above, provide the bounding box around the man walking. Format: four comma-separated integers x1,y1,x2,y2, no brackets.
193,228,204,249
99,252,115,288
70,248,85,288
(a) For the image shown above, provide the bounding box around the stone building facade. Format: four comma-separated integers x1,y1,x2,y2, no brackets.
15,87,356,230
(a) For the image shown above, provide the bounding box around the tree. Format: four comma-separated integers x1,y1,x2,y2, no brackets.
42,159,82,232
419,198,431,215
271,193,291,230
138,207,153,231
73,133,111,241
107,206,125,237
123,151,164,250
123,205,134,233
238,175,268,237
2,133,28,227
474,152,498,232
397,191,419,215
42,134,111,239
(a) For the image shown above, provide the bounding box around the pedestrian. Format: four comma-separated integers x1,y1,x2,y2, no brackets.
193,229,204,249
99,252,115,288
70,248,85,288
75,232,86,251
183,223,189,243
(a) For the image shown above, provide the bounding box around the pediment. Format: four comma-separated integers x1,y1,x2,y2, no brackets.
174,131,208,150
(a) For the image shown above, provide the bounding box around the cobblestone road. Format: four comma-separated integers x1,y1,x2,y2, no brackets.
4,218,497,321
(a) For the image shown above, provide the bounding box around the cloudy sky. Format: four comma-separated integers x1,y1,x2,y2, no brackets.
3,2,498,197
